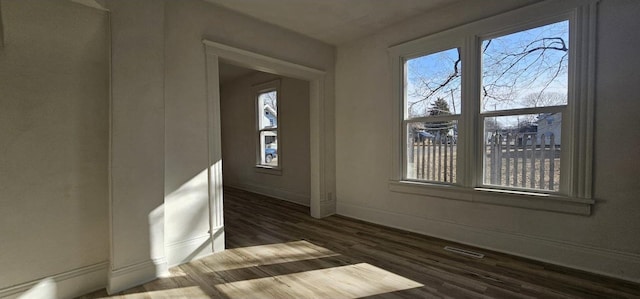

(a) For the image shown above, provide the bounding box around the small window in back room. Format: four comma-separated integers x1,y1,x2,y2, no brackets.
257,87,279,167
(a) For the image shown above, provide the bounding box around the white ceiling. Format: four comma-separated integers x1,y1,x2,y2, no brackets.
204,0,459,45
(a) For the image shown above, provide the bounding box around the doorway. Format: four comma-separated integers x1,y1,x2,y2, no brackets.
203,40,331,226
217,61,311,207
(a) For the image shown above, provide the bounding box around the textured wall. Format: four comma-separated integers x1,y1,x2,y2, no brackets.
0,0,109,288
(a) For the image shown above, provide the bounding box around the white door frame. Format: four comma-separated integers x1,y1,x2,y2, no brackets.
203,40,330,222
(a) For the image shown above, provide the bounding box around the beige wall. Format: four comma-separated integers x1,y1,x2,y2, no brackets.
0,0,109,289
335,0,640,282
220,71,311,205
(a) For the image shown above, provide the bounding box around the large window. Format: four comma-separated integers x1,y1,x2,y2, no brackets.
390,1,596,214
255,80,280,169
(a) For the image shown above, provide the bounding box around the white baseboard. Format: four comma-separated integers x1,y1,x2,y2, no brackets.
338,201,640,284
0,262,108,299
166,234,214,268
225,182,310,206
107,257,168,294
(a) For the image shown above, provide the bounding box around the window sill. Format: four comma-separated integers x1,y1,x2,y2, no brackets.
388,180,594,215
255,165,282,176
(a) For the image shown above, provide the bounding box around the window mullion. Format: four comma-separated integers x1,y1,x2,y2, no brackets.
401,119,408,180
460,35,480,188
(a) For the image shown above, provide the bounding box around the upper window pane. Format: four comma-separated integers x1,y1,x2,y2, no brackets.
406,48,461,118
258,90,277,130
481,21,569,112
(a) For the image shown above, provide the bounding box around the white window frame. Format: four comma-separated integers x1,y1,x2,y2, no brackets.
402,40,464,186
254,79,282,174
388,0,597,215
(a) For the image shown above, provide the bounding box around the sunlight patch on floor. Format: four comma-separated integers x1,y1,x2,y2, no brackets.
209,240,339,271
214,263,423,299
104,286,209,299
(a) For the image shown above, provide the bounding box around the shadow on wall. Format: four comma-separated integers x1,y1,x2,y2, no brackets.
163,166,219,267
108,159,222,295
12,170,215,297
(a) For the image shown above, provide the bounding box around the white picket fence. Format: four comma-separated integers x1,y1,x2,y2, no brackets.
408,132,560,191
408,138,456,183
486,132,559,191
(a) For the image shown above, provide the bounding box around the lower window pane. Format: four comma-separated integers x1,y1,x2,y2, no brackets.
260,131,278,166
483,113,561,191
406,121,458,183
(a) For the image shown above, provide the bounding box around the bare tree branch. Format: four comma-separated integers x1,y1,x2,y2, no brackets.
408,56,461,112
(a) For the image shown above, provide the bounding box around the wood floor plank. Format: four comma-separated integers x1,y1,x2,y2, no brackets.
78,187,640,298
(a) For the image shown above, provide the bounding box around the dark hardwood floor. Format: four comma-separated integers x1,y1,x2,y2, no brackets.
80,187,640,298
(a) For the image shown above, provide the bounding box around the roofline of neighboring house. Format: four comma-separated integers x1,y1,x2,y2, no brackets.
264,104,277,117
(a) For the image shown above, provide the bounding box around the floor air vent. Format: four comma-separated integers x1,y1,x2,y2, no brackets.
444,246,485,259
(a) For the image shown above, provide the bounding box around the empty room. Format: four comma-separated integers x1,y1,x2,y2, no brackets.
1,0,639,298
